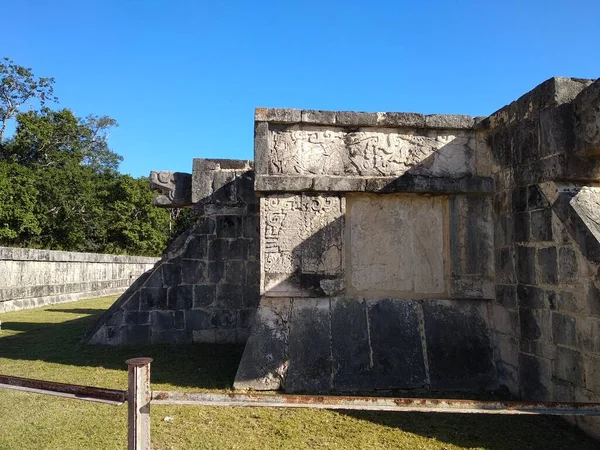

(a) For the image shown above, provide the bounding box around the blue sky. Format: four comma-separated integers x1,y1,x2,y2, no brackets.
2,0,599,178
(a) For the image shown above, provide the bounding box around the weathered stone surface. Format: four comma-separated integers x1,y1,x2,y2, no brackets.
286,298,332,392
149,171,193,207
367,299,427,389
261,194,345,297
264,125,477,178
423,300,495,389
234,298,292,391
330,298,373,391
349,195,445,294
519,353,552,401
573,78,600,156
449,195,494,299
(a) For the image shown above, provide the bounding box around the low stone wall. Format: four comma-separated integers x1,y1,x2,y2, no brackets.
0,247,158,312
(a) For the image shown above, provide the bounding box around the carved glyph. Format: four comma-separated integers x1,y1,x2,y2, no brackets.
269,126,474,177
261,194,344,296
149,171,192,208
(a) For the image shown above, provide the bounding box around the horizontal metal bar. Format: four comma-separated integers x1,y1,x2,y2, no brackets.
151,391,600,416
0,375,126,405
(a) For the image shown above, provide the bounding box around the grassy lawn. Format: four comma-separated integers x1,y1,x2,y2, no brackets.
0,296,598,450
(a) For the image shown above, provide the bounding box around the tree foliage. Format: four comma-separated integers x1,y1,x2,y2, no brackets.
0,57,185,256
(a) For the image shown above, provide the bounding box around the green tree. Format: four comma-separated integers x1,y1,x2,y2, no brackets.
0,57,57,144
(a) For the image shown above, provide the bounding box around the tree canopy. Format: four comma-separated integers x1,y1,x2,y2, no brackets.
0,57,190,256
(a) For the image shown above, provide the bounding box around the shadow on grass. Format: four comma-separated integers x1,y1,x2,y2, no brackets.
340,410,599,450
0,309,244,390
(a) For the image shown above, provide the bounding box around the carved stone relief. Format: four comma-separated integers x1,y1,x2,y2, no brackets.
261,194,345,296
269,126,474,178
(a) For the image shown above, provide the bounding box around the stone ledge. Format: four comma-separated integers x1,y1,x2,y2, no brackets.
255,108,477,130
255,174,493,194
0,247,159,264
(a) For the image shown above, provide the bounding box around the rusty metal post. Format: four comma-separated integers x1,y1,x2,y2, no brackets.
126,358,153,450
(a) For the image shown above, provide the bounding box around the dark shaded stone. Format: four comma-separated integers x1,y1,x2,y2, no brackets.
174,310,185,329
167,285,194,310
207,261,224,284
552,313,577,347
124,325,151,346
368,299,426,389
246,261,260,285
286,300,332,392
244,288,260,308
151,329,191,344
181,260,208,284
161,263,181,286
516,246,536,285
331,298,373,392
216,216,243,238
495,249,515,284
224,261,245,284
106,310,124,327
519,353,551,401
139,288,168,310
215,329,238,344
527,185,549,210
512,187,528,212
243,214,259,239
143,269,164,288
150,311,174,330
422,300,495,390
537,247,558,284
181,235,208,260
517,285,545,309
122,292,140,311
186,309,211,330
124,311,150,326
530,209,552,242
216,284,244,309
558,246,579,283
193,285,216,308
588,282,600,317
195,217,216,235
238,309,256,329
553,346,585,387
209,239,248,261
211,310,237,329
519,307,545,341
514,212,530,242
496,285,517,309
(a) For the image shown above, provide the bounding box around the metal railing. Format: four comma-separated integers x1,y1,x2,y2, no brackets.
2,357,600,450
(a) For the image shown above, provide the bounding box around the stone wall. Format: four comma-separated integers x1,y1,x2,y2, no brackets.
85,160,259,345
234,110,498,393
0,247,158,313
487,77,600,439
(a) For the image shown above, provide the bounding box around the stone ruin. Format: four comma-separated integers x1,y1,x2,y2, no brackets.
85,77,600,438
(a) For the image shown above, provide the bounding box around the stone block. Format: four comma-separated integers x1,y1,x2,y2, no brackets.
215,329,238,344
517,285,546,309
234,299,293,390
577,317,600,353
330,298,373,391
514,212,531,242
192,329,216,344
193,285,216,308
558,246,579,283
209,238,249,262
423,300,495,389
492,304,519,336
494,332,519,367
554,346,585,387
301,109,337,125
161,263,181,286
495,285,517,309
180,235,208,260
124,311,150,326
167,285,193,310
286,299,332,392
216,216,243,239
520,339,555,360
238,309,256,329
139,287,168,310
186,309,211,330
512,187,528,213
211,309,237,329
224,261,245,284
515,246,536,285
350,195,445,294
150,311,174,330
588,281,600,317
174,310,185,329
552,312,577,347
537,247,558,284
573,78,600,156
124,325,151,346
255,108,301,123
368,299,427,389
215,284,244,309
585,355,600,393
495,249,516,284
519,353,552,401
530,209,552,242
261,195,344,297
527,185,550,210
519,307,551,341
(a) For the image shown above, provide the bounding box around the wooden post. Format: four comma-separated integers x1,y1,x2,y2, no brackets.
126,357,153,450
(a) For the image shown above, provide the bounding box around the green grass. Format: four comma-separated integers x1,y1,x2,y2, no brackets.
0,296,598,450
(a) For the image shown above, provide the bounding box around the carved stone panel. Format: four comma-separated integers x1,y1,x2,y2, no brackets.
268,125,475,178
349,194,446,294
261,194,345,297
